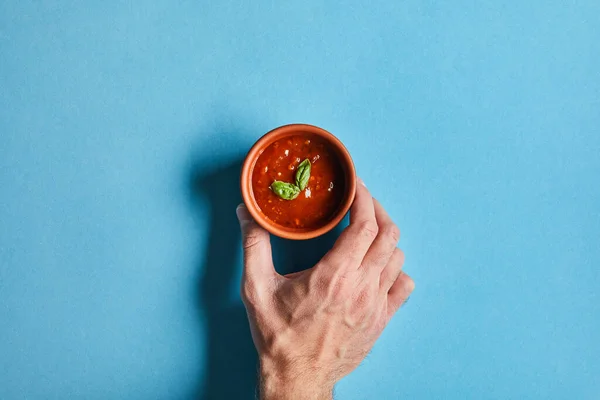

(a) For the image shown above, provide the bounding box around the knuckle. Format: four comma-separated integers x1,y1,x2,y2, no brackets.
381,223,400,243
242,231,264,251
395,247,404,258
312,272,346,303
240,283,259,308
388,247,404,266
354,287,374,309
395,248,405,265
357,220,379,240
382,264,401,288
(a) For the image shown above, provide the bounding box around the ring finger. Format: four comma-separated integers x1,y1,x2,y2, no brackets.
379,247,405,294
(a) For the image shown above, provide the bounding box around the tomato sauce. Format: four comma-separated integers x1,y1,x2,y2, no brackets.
252,134,346,229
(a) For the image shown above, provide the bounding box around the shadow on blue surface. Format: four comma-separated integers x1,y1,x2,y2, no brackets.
190,150,346,399
271,221,345,276
191,158,257,400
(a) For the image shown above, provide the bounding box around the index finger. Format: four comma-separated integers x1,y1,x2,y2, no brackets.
321,177,378,270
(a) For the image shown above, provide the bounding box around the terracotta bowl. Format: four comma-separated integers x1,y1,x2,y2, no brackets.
240,124,356,240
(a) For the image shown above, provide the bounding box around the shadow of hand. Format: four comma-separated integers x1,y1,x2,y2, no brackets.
191,160,257,400
272,222,346,276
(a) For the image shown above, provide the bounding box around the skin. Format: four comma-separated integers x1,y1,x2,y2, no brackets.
236,178,415,400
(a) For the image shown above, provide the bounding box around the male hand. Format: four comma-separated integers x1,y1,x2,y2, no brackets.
236,178,414,400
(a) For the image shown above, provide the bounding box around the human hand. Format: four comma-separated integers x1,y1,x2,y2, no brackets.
236,178,414,400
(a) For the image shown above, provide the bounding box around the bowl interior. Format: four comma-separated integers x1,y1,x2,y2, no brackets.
241,124,356,240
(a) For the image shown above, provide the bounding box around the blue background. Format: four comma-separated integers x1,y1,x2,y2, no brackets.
1,1,599,399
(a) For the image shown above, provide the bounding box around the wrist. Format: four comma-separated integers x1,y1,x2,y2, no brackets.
259,356,334,400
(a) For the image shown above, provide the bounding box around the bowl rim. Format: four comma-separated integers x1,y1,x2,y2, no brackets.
240,123,356,240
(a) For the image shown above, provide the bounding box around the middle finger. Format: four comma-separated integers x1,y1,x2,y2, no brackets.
360,198,400,273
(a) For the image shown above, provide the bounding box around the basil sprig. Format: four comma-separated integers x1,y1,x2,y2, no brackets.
270,181,301,200
270,158,311,200
295,159,311,190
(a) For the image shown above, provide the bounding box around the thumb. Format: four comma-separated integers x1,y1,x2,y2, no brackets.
236,204,275,284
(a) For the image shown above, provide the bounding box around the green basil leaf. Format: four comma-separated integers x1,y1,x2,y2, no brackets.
295,158,311,191
271,181,301,200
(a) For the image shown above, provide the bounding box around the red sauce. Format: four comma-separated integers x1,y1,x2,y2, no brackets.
252,134,345,229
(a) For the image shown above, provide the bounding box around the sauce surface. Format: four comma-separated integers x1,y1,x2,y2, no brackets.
252,134,345,229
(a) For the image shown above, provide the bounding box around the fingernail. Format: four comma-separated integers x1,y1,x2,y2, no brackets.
402,296,411,307
357,177,366,187
236,204,249,222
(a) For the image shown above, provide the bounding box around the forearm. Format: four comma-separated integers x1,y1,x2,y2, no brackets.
259,359,334,400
